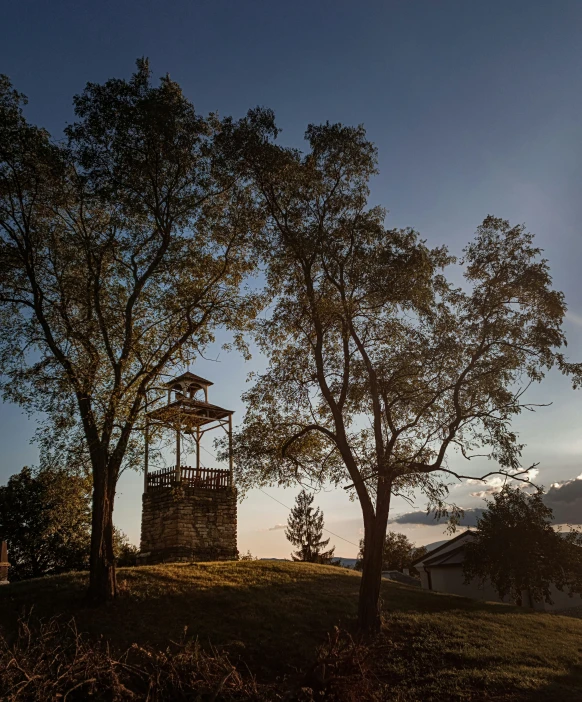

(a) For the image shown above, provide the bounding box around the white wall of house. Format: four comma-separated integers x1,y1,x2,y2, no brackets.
425,566,582,611
426,565,506,603
415,534,582,612
531,584,582,612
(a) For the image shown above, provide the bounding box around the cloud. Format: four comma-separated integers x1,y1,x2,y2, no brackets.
470,490,495,499
392,473,582,528
389,508,484,527
268,523,286,531
542,475,582,524
464,470,538,490
469,470,540,499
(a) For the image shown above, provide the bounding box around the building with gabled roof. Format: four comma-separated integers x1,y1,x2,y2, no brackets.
412,530,582,612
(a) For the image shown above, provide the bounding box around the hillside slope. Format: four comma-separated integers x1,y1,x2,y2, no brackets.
1,560,582,700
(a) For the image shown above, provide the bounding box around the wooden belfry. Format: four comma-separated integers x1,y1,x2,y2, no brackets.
139,372,238,564
144,371,234,492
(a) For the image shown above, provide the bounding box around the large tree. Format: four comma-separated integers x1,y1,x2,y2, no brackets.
0,62,263,601
285,489,335,563
464,485,582,606
230,117,580,632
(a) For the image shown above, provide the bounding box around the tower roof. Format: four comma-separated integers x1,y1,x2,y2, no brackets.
164,371,214,388
147,397,233,428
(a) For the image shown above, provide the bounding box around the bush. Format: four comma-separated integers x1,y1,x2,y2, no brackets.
239,550,257,561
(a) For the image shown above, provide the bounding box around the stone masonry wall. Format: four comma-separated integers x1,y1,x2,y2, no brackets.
140,486,237,564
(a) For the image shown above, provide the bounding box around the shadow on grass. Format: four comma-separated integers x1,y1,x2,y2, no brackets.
2,561,582,695
313,610,582,700
381,580,530,616
0,562,362,678
531,665,582,702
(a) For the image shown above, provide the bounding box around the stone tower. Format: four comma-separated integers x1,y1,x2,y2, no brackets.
139,372,237,564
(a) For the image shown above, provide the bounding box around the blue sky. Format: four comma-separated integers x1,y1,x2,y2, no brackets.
1,0,582,556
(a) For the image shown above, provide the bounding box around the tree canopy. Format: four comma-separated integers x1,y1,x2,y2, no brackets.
0,464,139,581
0,466,91,581
0,61,265,600
230,117,581,631
464,485,582,606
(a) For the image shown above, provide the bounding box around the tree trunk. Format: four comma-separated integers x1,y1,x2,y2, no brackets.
357,486,391,635
87,461,118,604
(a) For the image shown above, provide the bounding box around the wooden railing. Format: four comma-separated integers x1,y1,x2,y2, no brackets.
181,466,230,489
147,466,175,490
147,466,230,491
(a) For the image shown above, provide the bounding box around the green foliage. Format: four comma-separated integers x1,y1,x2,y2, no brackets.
0,466,91,581
464,485,582,605
233,125,576,495
0,465,138,580
355,532,427,575
0,61,262,450
114,531,139,567
0,61,266,598
285,489,336,563
228,114,580,628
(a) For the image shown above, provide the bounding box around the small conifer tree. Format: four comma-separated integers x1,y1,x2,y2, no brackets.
285,490,335,563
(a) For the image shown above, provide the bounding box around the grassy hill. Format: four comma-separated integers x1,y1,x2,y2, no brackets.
1,560,582,700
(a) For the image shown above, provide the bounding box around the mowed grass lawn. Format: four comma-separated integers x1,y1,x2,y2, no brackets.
1,560,582,700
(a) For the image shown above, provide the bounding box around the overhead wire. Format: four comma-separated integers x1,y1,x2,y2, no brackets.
198,443,360,548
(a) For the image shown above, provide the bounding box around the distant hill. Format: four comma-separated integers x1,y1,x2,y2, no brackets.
332,557,358,568
261,550,446,568
260,556,359,568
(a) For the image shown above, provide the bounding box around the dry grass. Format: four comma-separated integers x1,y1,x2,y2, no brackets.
1,560,582,700
0,614,272,700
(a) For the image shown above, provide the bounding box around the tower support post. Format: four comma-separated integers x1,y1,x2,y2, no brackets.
144,417,149,494
196,425,201,473
175,416,182,483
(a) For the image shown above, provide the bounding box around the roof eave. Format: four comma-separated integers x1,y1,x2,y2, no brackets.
410,530,475,567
